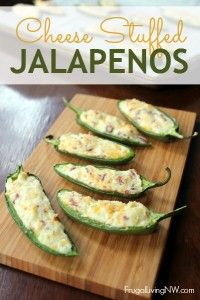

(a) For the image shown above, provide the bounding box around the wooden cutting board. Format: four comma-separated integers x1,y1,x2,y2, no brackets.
0,94,196,300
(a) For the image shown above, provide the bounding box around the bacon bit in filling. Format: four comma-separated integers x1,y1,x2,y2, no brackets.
70,166,76,171
92,121,98,126
86,145,93,152
138,135,147,142
106,125,114,133
117,176,125,185
53,214,59,221
123,215,129,221
40,220,46,226
130,169,138,177
125,190,131,195
98,173,107,181
101,174,106,181
13,193,20,204
85,167,91,175
70,198,79,207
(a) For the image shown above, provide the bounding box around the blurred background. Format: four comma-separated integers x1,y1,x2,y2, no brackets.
2,0,200,6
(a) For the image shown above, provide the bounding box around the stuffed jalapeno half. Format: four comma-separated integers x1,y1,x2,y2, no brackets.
118,98,198,141
5,166,78,256
67,102,150,146
57,189,186,234
45,133,135,165
54,163,171,199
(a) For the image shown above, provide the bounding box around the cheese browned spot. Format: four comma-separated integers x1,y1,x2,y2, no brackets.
5,171,73,254
58,133,130,159
58,190,150,227
80,110,142,142
57,164,143,195
120,99,175,135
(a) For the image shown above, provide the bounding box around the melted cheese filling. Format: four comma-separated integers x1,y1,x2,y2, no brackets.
57,164,143,195
59,190,150,227
120,99,175,134
58,133,130,159
80,110,146,143
6,171,73,254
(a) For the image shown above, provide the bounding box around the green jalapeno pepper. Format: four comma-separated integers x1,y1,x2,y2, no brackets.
57,189,186,234
66,100,150,147
118,98,198,142
5,166,78,256
45,133,135,165
54,163,171,199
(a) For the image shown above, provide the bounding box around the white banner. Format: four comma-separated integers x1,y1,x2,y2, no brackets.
0,5,200,84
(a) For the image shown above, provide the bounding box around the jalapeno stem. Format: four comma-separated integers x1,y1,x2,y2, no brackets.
182,131,198,140
170,130,198,140
10,165,23,180
157,205,187,222
63,98,82,116
68,104,82,116
153,167,171,187
45,135,59,146
62,97,69,107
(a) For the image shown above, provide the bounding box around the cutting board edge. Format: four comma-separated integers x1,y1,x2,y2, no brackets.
0,93,197,300
0,252,151,300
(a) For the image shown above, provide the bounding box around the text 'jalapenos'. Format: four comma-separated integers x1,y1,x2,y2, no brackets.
57,189,186,234
54,163,171,199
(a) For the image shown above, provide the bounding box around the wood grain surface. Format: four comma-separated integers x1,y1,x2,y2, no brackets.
0,93,196,300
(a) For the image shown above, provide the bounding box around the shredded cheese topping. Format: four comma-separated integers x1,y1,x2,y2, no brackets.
80,110,147,143
56,164,143,195
58,190,150,228
6,171,73,254
58,133,131,159
119,99,175,135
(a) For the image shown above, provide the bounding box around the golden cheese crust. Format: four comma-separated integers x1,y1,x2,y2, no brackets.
120,99,175,134
58,133,131,159
6,171,73,254
58,190,150,228
57,164,143,195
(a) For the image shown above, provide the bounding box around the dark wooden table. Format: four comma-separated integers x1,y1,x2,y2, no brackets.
0,85,199,300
